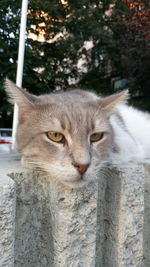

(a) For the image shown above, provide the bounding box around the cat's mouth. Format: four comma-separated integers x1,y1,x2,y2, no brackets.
62,174,89,188
64,174,83,183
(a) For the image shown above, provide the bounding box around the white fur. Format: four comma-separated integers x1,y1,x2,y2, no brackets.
110,105,150,163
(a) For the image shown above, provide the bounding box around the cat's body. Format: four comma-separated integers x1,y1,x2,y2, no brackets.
110,105,150,162
5,79,150,188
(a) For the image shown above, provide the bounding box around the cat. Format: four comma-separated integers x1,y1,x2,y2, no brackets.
5,78,150,188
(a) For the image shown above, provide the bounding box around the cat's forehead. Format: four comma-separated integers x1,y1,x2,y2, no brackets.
38,89,99,104
37,99,109,134
45,101,94,124
32,90,111,133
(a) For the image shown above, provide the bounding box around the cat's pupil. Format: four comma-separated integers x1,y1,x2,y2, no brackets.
47,131,65,143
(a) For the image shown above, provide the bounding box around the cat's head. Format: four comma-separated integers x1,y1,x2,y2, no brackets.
5,79,128,188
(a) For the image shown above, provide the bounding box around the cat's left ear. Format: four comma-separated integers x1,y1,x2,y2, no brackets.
99,90,129,113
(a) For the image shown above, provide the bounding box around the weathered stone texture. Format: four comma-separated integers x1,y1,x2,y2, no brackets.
10,171,98,267
0,155,150,267
144,165,150,267
103,166,145,267
0,173,16,267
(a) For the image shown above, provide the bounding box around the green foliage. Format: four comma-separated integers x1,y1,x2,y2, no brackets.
26,0,128,93
0,0,149,127
0,0,22,126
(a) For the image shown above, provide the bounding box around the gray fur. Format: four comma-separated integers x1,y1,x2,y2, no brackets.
5,79,128,188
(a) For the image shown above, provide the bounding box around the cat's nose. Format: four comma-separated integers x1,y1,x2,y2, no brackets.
73,163,90,174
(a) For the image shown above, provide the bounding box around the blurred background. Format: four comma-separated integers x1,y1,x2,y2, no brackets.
0,0,150,130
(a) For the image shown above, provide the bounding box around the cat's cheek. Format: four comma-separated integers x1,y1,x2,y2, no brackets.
43,161,78,181
44,139,70,158
92,138,113,162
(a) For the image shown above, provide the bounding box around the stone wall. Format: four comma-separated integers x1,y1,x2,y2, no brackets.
0,155,150,267
0,173,16,267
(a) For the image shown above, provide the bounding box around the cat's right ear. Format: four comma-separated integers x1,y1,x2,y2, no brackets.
5,78,38,121
5,78,37,106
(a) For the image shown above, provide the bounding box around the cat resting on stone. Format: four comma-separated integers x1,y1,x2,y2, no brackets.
5,79,150,188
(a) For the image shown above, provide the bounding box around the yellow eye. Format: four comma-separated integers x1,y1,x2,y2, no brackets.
47,132,65,143
90,132,104,142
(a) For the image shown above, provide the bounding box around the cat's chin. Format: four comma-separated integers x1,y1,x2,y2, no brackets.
60,174,94,189
61,179,89,189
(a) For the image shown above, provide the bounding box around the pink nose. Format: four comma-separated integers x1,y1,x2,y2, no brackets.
73,163,89,174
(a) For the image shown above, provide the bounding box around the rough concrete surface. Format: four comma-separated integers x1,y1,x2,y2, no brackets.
106,166,144,267
10,171,98,267
0,171,16,267
0,154,150,267
144,165,150,267
96,165,146,267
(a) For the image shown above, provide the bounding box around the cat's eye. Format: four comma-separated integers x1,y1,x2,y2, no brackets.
90,132,104,142
47,132,65,143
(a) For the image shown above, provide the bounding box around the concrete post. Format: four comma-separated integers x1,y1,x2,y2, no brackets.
0,155,150,267
96,165,145,267
0,173,16,267
10,171,98,267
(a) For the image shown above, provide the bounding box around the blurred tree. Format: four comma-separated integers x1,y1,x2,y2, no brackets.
26,0,130,94
0,0,149,127
112,0,150,109
0,0,21,127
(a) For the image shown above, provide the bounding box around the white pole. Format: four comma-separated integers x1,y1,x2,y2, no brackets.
12,0,28,150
